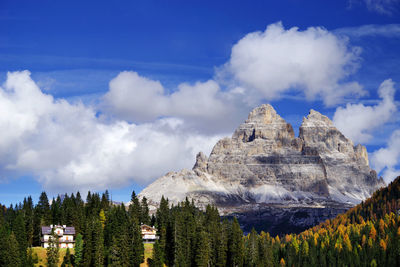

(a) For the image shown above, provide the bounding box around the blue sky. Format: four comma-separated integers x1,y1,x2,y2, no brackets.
0,0,399,206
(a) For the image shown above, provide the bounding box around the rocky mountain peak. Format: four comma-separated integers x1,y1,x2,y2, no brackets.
245,104,283,124
193,152,208,173
301,109,334,128
232,104,294,143
139,104,385,216
298,109,369,166
299,108,357,155
354,144,369,166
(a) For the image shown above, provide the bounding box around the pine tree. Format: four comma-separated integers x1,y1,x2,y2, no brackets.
74,192,85,233
109,232,132,267
215,219,229,267
60,194,70,224
131,221,144,266
0,205,3,226
82,218,94,266
46,229,60,267
99,209,106,228
227,218,244,267
32,207,42,246
38,191,52,225
61,247,73,267
156,196,169,230
13,213,28,264
33,192,52,246
109,236,122,266
26,247,39,267
74,233,83,266
93,219,105,266
101,190,110,211
119,232,132,266
157,225,167,265
0,225,8,266
246,228,258,266
173,204,190,266
23,196,34,246
106,204,134,266
7,232,22,267
0,227,22,267
195,228,211,267
129,191,141,223
141,197,151,225
150,240,164,267
51,196,62,225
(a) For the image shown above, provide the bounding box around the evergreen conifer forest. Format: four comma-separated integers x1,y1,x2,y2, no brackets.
0,177,399,266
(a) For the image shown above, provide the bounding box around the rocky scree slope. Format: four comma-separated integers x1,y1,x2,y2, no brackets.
139,104,385,217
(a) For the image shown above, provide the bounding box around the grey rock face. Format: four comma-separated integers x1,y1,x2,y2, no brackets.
139,104,385,214
231,203,351,236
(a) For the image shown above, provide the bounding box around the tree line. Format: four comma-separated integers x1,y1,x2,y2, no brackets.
0,190,148,266
148,177,400,267
0,176,399,266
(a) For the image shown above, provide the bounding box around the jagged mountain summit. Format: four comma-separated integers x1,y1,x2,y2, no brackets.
139,104,384,222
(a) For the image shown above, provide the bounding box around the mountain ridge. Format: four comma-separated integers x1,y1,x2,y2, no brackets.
139,104,385,215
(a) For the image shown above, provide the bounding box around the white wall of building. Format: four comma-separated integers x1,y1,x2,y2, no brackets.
143,234,157,239
42,225,75,248
43,242,74,249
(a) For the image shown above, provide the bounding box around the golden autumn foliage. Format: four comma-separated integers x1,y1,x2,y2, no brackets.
379,218,385,234
343,234,352,252
270,176,400,266
361,234,366,247
379,239,387,251
369,225,377,240
284,234,292,243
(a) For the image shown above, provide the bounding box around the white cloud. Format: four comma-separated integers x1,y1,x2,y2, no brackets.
3,22,397,193
371,129,400,183
104,22,367,128
218,22,365,106
0,71,222,193
103,71,167,121
333,79,397,143
356,0,400,15
335,24,400,38
103,71,244,133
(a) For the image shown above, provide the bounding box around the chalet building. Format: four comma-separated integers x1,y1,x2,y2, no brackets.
41,225,76,248
141,224,159,243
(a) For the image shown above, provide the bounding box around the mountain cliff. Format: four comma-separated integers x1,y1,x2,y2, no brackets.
139,104,384,225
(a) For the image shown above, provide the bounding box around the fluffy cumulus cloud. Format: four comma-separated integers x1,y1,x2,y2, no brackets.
371,130,400,183
104,23,368,128
218,22,365,106
3,22,399,193
103,71,167,122
333,79,397,143
0,71,222,193
102,71,245,133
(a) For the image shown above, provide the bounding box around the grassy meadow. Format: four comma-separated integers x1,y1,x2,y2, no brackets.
32,247,74,267
31,243,153,267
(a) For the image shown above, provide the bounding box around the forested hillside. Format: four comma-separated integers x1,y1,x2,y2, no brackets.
0,191,147,266
148,177,400,266
0,177,399,266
